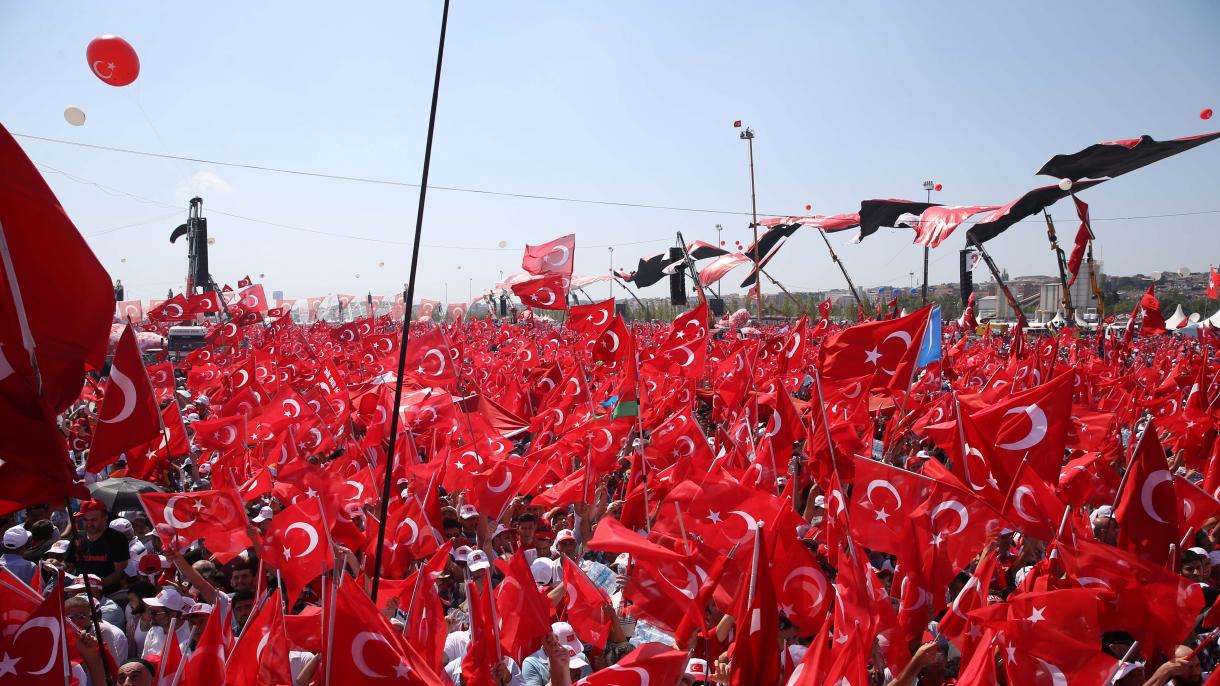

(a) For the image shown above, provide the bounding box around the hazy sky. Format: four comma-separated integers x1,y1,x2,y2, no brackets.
2,1,1218,306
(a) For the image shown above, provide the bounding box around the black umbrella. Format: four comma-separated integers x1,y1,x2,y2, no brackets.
87,477,164,513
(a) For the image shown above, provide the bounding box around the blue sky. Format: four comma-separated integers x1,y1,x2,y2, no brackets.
2,1,1218,305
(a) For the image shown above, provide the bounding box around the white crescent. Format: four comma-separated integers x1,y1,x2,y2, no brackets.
1075,576,1111,590
164,496,197,529
782,566,827,610
91,60,115,79
671,346,695,367
283,398,302,418
865,480,903,510
785,332,802,358
218,425,239,446
842,382,863,399
764,411,783,439
351,631,389,678
1035,658,1068,686
603,330,621,353
729,510,759,544
962,444,990,492
592,309,609,326
605,665,650,686
675,436,696,458
879,331,913,376
222,322,238,339
345,480,365,503
545,245,571,267
1012,486,1040,524
897,578,931,612
306,427,323,448
396,517,420,546
165,303,184,318
1140,469,1173,524
535,288,556,306
996,404,1048,451
930,500,969,536
233,369,251,389
14,616,61,675
423,349,447,376
487,469,514,493
285,522,319,558
256,631,271,661
593,429,614,452
100,363,138,424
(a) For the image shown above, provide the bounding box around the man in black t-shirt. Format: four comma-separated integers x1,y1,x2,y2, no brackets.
66,499,131,594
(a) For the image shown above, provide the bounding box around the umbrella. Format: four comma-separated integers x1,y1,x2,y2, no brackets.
87,477,164,513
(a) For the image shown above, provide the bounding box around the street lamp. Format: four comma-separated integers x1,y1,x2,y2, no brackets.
921,180,936,305
737,122,762,322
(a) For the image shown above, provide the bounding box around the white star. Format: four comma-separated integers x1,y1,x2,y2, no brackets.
1005,644,1017,664
0,653,18,678
393,662,412,678
865,348,881,365
454,461,465,471
193,500,206,511
1026,606,1046,624
675,330,686,339
930,533,945,547
306,487,318,499
780,603,794,616
873,508,891,523
146,449,156,458
106,62,116,70
966,623,982,640
282,546,293,560
707,511,722,524
834,631,849,645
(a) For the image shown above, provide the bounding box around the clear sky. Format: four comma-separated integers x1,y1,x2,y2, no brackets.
2,1,1218,306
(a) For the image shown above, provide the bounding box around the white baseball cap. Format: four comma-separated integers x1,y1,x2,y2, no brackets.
1090,505,1114,520
452,545,473,564
467,550,491,573
252,506,274,523
143,588,187,612
550,622,589,669
3,526,31,549
185,602,212,616
554,529,577,544
531,557,557,585
109,518,134,536
459,504,479,520
48,540,71,556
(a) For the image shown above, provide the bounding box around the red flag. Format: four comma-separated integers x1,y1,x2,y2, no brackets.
190,415,247,453
225,590,292,686
1208,266,1220,300
260,497,334,606
328,576,447,686
728,526,781,686
969,588,1103,675
0,576,67,686
178,601,228,686
87,325,162,471
559,557,612,650
495,552,554,663
401,326,456,385
462,577,499,686
1114,422,1178,564
140,489,253,558
820,305,932,388
511,274,568,310
1138,284,1166,335
0,124,113,485
1066,196,1093,287
567,298,615,338
587,516,686,564
237,275,253,288
913,205,999,248
573,642,689,685
148,293,192,321
1000,457,1067,541
236,284,268,311
522,233,575,276
116,299,144,322
187,291,221,314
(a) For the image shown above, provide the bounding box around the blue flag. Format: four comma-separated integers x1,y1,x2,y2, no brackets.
916,305,942,368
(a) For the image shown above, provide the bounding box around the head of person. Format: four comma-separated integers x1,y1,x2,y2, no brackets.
185,603,212,634
77,500,110,538
143,588,185,628
550,622,589,674
466,549,491,581
458,505,479,531
533,526,555,555
442,518,462,541
2,525,30,555
228,559,257,593
1090,505,1117,543
1182,548,1212,584
63,594,94,632
681,658,709,686
116,660,156,686
554,529,578,560
1172,644,1203,686
548,508,573,532
109,517,135,542
231,590,255,630
24,519,55,548
514,514,537,542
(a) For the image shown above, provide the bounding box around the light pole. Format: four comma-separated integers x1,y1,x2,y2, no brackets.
921,180,935,305
608,246,614,302
737,122,762,322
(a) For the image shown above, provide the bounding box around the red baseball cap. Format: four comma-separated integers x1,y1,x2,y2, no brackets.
78,500,107,515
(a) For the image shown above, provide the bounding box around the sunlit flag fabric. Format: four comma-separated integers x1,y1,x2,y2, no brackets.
139,489,253,561
699,253,750,287
686,240,729,261
743,222,800,264
820,305,932,389
0,123,113,492
512,274,568,310
1037,131,1220,181
1114,421,1178,565
522,233,575,277
1065,196,1092,287
87,325,162,471
912,205,999,248
0,574,68,686
618,252,683,288
965,180,1105,245
856,199,939,241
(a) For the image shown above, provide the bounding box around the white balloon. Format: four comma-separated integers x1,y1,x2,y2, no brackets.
1058,178,1073,191
497,240,508,248
64,107,86,126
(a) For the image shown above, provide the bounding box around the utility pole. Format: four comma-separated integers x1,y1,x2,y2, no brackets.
738,122,762,322
921,180,934,305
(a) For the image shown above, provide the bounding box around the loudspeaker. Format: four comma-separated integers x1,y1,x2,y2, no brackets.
668,247,686,306
959,248,974,307
709,297,725,317
498,295,508,317
615,303,628,317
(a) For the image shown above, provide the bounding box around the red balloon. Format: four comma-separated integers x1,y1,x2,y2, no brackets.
86,35,140,87
719,241,726,246
1203,108,1214,120
804,204,812,211
934,184,943,192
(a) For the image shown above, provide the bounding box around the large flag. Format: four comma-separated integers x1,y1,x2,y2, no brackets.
0,123,113,492
87,325,162,471
1115,422,1178,565
912,205,998,248
821,305,932,388
1037,130,1220,181
0,575,68,686
522,233,575,277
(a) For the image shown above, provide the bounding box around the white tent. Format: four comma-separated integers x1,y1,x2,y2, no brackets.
1165,304,1187,329
1049,309,1066,328
1209,306,1220,329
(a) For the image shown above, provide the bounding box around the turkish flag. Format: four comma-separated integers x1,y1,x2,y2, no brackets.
328,576,447,686
466,458,529,519
512,274,568,310
143,489,252,559
970,588,1104,674
727,527,781,686
495,551,554,663
191,415,247,453
1208,266,1220,300
1000,457,1067,541
913,205,999,248
559,556,612,650
462,577,499,686
1114,422,1178,565
225,589,292,686
260,497,334,607
847,454,935,555
820,305,931,389
965,371,1074,485
236,284,268,312
522,233,575,276
187,291,221,314
1138,284,1166,335
148,293,192,321
126,401,191,480
116,299,144,322
567,298,615,338
573,642,689,686
87,325,162,471
937,548,1000,661
178,599,228,686
402,326,456,385
0,578,68,686
586,516,686,564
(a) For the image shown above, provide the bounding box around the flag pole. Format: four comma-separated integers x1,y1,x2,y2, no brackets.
967,234,1029,329
371,0,452,602
612,277,652,319
1042,211,1076,321
815,227,865,310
